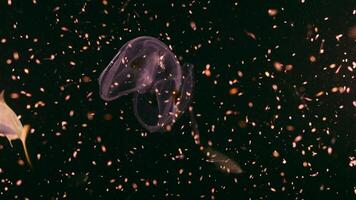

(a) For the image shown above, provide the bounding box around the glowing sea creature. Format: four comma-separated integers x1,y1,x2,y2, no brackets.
99,36,193,132
0,90,32,167
99,36,243,174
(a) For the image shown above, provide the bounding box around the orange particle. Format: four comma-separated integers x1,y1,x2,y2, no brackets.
203,64,211,77
268,9,278,16
272,150,280,157
315,91,324,97
331,87,338,93
103,113,113,120
273,61,283,71
17,159,25,166
101,145,107,153
204,69,211,77
87,112,95,120
294,135,302,142
298,104,305,110
245,31,256,40
82,76,91,83
286,125,295,131
285,64,293,71
34,101,46,108
165,124,172,132
238,120,247,128
347,25,356,39
69,61,76,66
13,52,19,60
327,147,333,155
16,180,22,186
229,88,238,95
309,55,316,62
10,93,20,99
190,21,197,31
61,27,69,32
132,183,138,189
65,95,71,101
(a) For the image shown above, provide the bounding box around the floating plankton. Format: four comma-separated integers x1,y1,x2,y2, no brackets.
0,90,32,167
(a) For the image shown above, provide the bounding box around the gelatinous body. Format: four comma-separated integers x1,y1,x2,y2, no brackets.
99,36,193,132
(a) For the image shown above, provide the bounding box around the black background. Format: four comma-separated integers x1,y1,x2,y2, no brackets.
0,0,355,199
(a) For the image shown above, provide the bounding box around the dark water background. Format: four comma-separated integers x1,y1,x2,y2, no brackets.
0,0,355,199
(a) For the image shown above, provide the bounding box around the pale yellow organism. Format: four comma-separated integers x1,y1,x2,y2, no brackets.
204,147,243,174
0,90,32,167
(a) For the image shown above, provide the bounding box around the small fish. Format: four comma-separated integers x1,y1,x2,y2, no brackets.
204,147,243,174
0,90,32,167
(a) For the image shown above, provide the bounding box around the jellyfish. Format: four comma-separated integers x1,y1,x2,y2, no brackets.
0,90,32,167
99,36,193,132
98,36,242,174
